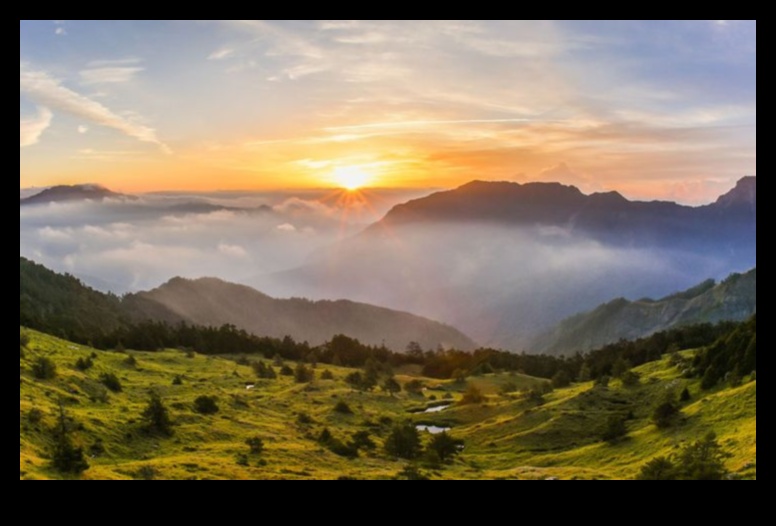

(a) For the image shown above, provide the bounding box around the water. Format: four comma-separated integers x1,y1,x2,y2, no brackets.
422,404,452,414
416,425,451,435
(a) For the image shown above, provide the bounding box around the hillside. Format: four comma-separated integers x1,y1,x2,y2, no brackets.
533,269,756,355
20,258,474,353
19,326,756,480
130,277,476,351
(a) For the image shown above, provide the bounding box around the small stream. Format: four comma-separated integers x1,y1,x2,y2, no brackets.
416,425,452,435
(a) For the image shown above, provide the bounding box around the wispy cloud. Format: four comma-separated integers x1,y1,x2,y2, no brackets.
20,63,169,152
20,106,53,147
208,48,235,60
80,66,144,85
55,27,66,36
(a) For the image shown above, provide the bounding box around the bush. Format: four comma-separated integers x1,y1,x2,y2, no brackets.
333,401,353,415
252,361,277,380
602,415,628,443
294,363,314,384
143,392,173,436
384,422,422,460
350,431,376,451
621,371,640,387
135,466,157,481
652,400,680,429
320,370,334,381
51,404,89,475
100,373,123,393
680,387,691,402
28,408,44,425
637,433,728,480
74,357,94,371
382,377,402,396
297,412,314,425
405,380,424,395
551,370,572,389
637,457,677,480
124,354,138,368
395,465,429,481
280,365,294,377
194,396,219,415
427,432,464,463
32,357,57,380
172,375,183,386
246,437,265,455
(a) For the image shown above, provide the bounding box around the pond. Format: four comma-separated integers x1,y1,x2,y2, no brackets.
416,425,451,435
422,404,452,414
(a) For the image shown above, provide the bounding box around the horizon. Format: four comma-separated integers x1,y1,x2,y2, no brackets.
20,20,756,204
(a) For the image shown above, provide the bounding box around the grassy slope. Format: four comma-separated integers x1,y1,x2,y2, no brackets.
20,330,755,480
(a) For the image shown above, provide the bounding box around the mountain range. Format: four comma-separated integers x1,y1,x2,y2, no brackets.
20,184,131,206
533,268,756,355
262,177,756,349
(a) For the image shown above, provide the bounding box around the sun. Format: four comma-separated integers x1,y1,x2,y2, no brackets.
331,166,372,191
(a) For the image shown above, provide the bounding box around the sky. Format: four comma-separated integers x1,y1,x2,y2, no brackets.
20,20,756,203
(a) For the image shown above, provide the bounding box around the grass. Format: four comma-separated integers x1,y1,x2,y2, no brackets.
19,329,756,480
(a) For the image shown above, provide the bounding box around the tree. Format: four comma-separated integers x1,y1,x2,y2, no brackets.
637,457,677,480
384,422,422,460
577,363,592,383
246,437,265,455
552,370,571,389
32,357,57,380
602,415,628,443
405,379,424,395
321,370,335,381
674,432,728,480
612,358,631,379
395,465,429,481
652,397,680,429
460,383,485,405
294,363,314,384
143,392,173,436
346,371,366,391
334,400,353,415
427,432,464,463
382,377,401,397
621,370,640,387
680,387,691,403
194,396,219,415
74,357,93,371
51,402,89,474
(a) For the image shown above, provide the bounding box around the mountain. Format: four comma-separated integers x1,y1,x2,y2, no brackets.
533,269,756,355
20,184,132,206
262,177,756,350
19,258,474,352
129,277,476,351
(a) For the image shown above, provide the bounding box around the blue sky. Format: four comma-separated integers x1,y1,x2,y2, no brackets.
20,20,756,202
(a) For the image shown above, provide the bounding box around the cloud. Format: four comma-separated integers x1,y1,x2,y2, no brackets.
208,48,235,60
78,125,89,134
20,106,53,147
55,27,66,36
20,63,169,152
218,243,248,257
80,66,144,85
276,223,296,232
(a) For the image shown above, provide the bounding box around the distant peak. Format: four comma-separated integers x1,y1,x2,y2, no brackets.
20,183,130,206
715,176,756,208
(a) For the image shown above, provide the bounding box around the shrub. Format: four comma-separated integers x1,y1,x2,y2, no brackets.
680,387,691,402
602,415,628,443
32,357,57,380
297,412,314,425
621,371,640,387
294,363,314,384
405,380,424,395
280,365,294,377
75,357,94,371
172,375,183,386
427,432,464,463
143,392,173,436
637,433,728,480
124,354,138,368
637,457,677,480
135,466,157,481
51,404,88,474
350,431,376,451
652,400,680,429
194,396,219,415
395,465,429,481
382,377,401,397
100,373,123,393
28,408,44,425
384,422,422,460
246,437,265,455
320,370,334,381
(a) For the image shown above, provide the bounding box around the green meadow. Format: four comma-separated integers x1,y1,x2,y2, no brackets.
20,329,755,480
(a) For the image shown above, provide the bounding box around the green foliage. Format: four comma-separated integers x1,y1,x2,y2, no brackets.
294,363,314,384
318,428,358,459
246,437,265,455
135,466,157,481
99,373,123,393
612,358,631,379
652,397,680,429
602,415,628,443
143,392,173,436
20,329,30,349
194,396,219,415
172,375,184,386
427,432,465,463
280,365,294,377
350,431,376,451
51,403,89,475
74,357,94,371
124,354,138,368
382,377,401,396
637,457,677,480
384,422,422,460
252,361,277,380
395,465,429,481
577,363,592,383
28,408,44,425
32,357,57,380
552,370,572,389
405,379,424,395
680,387,691,402
696,315,756,389
320,370,334,381
621,370,640,387
460,383,485,405
637,433,729,480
